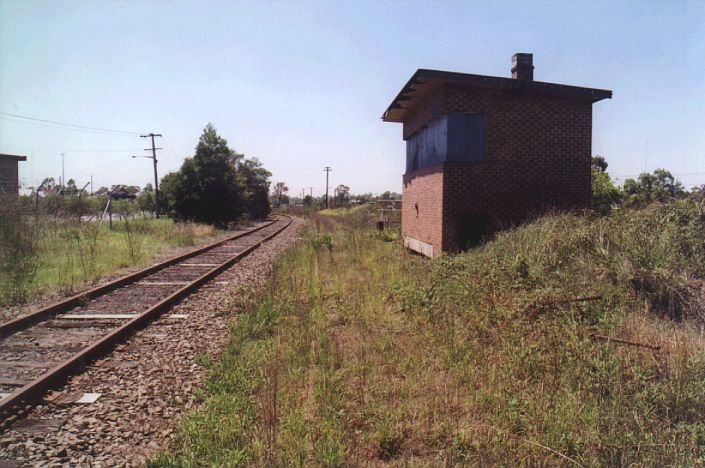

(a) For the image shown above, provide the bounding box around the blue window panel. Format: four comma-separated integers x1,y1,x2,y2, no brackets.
405,113,485,173
406,116,448,173
447,113,485,163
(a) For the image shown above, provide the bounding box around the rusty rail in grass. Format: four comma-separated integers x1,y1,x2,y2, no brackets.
0,215,291,428
526,294,603,318
589,333,661,351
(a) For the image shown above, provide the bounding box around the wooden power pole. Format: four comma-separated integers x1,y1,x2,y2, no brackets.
324,166,331,208
140,133,162,218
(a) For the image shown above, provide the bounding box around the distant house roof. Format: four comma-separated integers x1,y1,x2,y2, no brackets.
382,68,612,122
0,154,27,162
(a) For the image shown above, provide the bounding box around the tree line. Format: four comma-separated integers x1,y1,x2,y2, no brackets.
591,155,702,213
271,181,401,209
18,124,272,226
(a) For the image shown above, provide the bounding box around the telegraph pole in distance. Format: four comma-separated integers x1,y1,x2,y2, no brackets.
324,166,332,209
61,153,65,189
140,133,163,218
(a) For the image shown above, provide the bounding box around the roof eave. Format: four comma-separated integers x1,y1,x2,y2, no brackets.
0,154,28,161
382,69,612,122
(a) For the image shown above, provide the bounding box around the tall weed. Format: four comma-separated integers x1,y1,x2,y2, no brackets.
0,201,40,305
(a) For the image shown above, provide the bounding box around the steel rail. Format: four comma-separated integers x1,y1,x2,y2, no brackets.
0,215,291,427
0,219,276,338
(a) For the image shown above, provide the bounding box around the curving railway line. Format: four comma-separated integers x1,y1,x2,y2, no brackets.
0,215,291,430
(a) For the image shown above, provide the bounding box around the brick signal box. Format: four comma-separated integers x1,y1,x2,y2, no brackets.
382,53,612,257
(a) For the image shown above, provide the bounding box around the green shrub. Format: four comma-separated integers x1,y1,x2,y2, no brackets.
0,201,40,305
591,169,623,213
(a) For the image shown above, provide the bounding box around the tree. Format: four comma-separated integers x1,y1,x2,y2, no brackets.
378,191,401,200
624,168,684,202
354,193,373,204
169,124,244,225
166,123,271,225
591,155,608,172
239,157,271,219
137,183,156,216
334,184,350,207
63,179,78,196
303,195,313,205
591,169,622,213
158,172,179,217
272,182,289,205
588,155,622,213
653,168,684,197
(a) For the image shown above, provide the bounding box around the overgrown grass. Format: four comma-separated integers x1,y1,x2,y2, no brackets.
154,199,705,465
318,204,373,217
0,216,220,306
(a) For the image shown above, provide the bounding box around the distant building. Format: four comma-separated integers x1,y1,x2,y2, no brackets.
0,154,27,196
382,53,612,257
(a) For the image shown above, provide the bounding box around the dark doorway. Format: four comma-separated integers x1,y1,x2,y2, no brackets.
458,214,490,250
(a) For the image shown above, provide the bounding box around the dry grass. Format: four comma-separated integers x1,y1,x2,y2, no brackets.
155,199,705,466
0,212,220,306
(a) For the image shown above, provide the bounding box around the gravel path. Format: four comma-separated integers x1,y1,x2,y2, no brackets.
0,216,304,467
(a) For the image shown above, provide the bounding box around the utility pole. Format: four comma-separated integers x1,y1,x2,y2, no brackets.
324,166,332,209
61,153,65,189
78,181,90,223
140,133,163,218
309,187,313,197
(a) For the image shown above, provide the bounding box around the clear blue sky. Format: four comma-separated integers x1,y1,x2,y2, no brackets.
1,0,704,196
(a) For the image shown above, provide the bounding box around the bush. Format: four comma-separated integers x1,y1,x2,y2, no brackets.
0,200,40,305
591,169,623,213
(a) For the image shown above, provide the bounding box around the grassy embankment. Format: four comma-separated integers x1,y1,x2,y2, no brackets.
318,204,370,216
154,199,705,466
0,217,221,306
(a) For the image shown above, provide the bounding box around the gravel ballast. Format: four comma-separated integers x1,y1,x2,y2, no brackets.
0,217,304,467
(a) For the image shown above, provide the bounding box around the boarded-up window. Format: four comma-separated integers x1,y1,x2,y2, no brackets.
446,113,485,163
406,113,484,173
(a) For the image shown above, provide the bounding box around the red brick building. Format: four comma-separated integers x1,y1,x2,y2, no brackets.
382,54,611,257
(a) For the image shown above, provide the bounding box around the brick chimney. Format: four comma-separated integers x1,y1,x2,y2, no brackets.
511,53,533,81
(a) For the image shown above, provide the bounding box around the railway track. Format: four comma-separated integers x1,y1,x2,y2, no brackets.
0,215,291,429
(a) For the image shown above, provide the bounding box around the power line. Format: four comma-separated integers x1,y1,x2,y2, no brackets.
36,148,145,154
0,116,140,137
0,112,142,136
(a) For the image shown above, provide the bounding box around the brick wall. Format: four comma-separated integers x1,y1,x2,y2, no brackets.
402,164,444,256
0,159,19,195
401,84,594,254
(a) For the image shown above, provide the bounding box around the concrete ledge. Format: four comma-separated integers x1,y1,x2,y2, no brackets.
403,236,434,258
